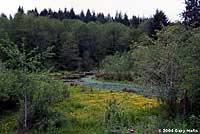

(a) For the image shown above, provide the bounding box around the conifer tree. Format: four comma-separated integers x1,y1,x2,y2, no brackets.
130,16,140,28
34,8,39,16
40,9,48,16
91,12,96,22
64,8,70,19
0,13,7,19
17,6,24,14
97,13,106,23
115,12,123,23
149,10,169,38
85,9,92,22
58,9,64,20
122,14,130,26
69,8,76,19
183,0,200,27
80,10,85,22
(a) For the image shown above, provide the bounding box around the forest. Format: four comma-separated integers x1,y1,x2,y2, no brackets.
0,0,200,133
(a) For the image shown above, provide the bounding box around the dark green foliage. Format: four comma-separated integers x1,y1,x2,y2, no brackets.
148,10,169,38
96,13,106,23
0,37,68,130
103,22,131,55
101,24,200,117
0,38,54,71
0,69,68,130
12,14,65,52
0,8,170,72
69,8,76,19
40,9,48,16
0,15,11,40
0,13,7,19
122,14,130,26
101,52,135,81
17,6,24,14
115,12,123,24
85,9,92,23
189,115,200,129
19,7,149,27
130,16,140,28
27,8,39,17
17,72,67,130
0,10,135,71
79,10,85,22
182,28,200,115
0,70,19,110
58,32,81,70
183,0,200,27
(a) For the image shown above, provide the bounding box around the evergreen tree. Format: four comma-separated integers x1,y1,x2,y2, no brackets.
106,14,113,22
64,8,70,19
97,13,106,23
48,8,53,18
115,12,123,23
115,12,119,22
9,15,13,20
58,32,80,70
69,8,76,19
28,8,39,16
91,12,96,22
52,11,59,19
17,6,24,14
0,13,7,19
85,9,92,22
34,8,39,16
27,10,34,16
130,16,140,28
183,0,200,27
80,10,85,22
149,10,169,38
122,14,130,26
154,10,168,26
40,9,48,16
58,9,64,20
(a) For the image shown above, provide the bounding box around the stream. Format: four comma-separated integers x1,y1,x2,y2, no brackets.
79,76,159,97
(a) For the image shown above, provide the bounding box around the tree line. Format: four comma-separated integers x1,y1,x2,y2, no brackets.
0,7,168,71
15,6,142,27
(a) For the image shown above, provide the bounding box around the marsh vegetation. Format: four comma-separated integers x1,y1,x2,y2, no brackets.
0,1,200,133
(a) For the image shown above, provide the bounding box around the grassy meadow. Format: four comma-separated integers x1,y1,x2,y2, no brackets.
1,81,162,134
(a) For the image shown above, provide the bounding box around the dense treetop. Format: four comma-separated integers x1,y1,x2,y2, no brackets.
0,7,169,71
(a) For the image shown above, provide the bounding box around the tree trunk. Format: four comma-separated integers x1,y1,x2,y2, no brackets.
24,89,28,129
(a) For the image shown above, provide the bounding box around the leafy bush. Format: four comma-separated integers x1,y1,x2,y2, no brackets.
0,37,69,131
100,52,136,81
16,72,68,130
0,69,69,130
0,70,19,110
189,115,200,130
104,99,131,134
134,115,188,133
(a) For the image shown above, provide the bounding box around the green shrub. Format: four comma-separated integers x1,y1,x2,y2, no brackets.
0,69,69,131
133,115,188,133
189,115,200,130
0,37,69,131
16,72,68,130
0,70,19,110
104,99,131,134
100,52,135,82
